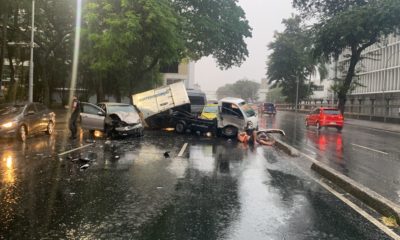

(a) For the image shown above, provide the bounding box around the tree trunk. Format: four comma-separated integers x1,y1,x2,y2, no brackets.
337,47,360,114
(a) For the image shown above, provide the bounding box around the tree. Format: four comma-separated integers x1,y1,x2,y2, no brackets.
216,79,260,101
294,0,400,113
172,0,252,69
266,16,317,105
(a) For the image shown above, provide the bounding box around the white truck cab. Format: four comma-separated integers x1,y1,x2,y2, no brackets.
217,97,258,137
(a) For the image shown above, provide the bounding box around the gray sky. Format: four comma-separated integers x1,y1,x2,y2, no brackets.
194,0,294,94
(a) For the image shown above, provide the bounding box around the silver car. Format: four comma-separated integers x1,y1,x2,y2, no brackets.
0,102,55,142
80,102,144,138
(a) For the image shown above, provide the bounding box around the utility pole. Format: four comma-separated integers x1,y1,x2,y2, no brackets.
28,0,35,102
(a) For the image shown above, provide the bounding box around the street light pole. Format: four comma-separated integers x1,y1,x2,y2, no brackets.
295,75,299,113
28,0,35,102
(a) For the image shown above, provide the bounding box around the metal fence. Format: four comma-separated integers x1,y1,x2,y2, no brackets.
275,103,400,123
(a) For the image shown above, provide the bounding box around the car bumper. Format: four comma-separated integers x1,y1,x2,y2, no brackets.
114,124,144,136
320,121,343,127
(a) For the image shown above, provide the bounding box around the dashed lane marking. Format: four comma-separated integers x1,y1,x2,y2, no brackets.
351,143,388,155
58,143,94,156
178,143,188,157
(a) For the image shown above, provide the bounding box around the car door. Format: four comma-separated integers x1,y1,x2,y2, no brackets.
219,102,245,129
80,102,105,131
24,103,41,133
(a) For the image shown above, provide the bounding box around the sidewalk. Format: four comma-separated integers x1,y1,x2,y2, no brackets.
345,117,400,133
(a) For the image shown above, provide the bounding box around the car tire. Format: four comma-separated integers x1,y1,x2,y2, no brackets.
46,121,54,135
336,126,343,132
17,125,27,142
222,126,238,138
175,122,185,134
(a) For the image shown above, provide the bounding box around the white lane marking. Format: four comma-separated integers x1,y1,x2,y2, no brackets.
178,143,188,157
58,143,94,156
351,143,388,155
294,151,400,240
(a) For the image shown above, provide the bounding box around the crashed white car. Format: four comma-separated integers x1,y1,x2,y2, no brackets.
80,102,144,138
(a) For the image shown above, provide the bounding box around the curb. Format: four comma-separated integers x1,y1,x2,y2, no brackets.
274,139,299,157
311,162,400,223
273,138,400,223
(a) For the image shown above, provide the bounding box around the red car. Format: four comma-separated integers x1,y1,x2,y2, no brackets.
305,107,344,131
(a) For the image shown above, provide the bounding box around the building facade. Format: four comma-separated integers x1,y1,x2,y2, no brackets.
338,34,400,118
161,59,195,89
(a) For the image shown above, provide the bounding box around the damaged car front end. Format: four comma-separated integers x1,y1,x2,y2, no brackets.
105,111,144,137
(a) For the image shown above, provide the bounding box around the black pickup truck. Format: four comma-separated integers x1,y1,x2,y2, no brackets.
169,110,217,136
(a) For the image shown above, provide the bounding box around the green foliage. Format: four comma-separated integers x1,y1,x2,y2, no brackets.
294,0,400,112
173,0,252,69
216,79,260,101
1,0,251,104
266,16,317,104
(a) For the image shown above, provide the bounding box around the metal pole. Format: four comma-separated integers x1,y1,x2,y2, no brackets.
28,0,35,102
295,75,299,113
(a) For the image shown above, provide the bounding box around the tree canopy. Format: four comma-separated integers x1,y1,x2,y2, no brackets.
216,79,260,101
294,0,400,113
266,16,318,104
0,0,251,105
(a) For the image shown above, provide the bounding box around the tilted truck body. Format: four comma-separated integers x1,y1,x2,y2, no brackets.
132,81,191,128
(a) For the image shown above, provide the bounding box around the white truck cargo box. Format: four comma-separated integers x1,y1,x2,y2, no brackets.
132,81,190,119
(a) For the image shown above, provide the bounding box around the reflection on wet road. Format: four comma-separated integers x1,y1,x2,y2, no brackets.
267,111,400,204
0,129,392,239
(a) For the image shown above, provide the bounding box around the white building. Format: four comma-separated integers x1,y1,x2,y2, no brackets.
162,59,195,89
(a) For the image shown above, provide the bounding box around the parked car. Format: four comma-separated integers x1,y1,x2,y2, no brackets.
80,102,143,138
199,103,218,120
305,107,344,131
0,102,55,142
263,102,277,115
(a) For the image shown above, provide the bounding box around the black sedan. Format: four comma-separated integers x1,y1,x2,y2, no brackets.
0,102,56,142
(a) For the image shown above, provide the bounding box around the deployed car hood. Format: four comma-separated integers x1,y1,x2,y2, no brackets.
110,111,140,124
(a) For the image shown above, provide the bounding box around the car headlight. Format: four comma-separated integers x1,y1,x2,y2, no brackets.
2,122,15,128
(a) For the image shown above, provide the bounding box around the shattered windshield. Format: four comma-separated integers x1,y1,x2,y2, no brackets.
106,105,136,114
239,102,256,117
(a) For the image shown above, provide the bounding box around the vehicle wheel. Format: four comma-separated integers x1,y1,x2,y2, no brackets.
17,125,27,142
46,121,54,135
222,126,238,138
316,122,321,131
175,122,185,134
336,126,342,132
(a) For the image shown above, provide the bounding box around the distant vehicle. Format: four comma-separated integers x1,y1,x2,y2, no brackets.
186,88,207,115
305,107,344,131
200,103,218,120
263,102,277,115
80,102,143,137
0,102,55,142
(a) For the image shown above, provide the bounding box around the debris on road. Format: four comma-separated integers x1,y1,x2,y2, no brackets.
80,164,90,170
164,151,170,158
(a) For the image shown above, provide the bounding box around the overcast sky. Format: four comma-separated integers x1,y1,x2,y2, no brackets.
194,0,294,94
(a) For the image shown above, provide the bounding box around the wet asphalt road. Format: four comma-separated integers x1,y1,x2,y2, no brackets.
261,111,400,205
0,124,393,239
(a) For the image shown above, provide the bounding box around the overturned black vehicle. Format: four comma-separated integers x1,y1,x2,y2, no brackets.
80,102,144,138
